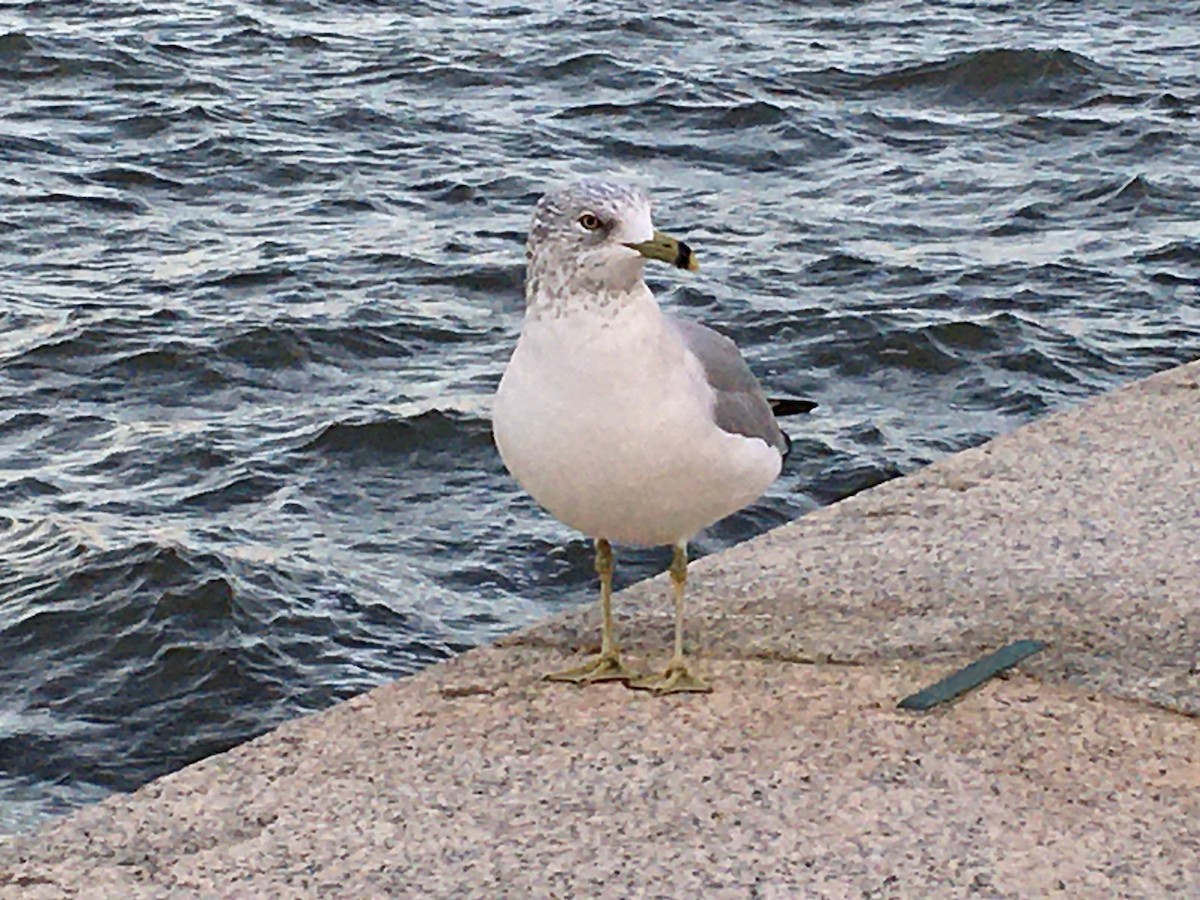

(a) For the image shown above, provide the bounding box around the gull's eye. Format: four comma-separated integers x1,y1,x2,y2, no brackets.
578,213,602,231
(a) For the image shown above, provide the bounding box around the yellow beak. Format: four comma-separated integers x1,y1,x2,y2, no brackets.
623,230,699,272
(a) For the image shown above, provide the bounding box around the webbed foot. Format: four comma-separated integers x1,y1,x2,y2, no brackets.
545,652,640,684
626,659,711,694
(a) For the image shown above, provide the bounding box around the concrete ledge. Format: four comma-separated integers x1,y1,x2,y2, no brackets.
513,358,1200,717
2,361,1198,897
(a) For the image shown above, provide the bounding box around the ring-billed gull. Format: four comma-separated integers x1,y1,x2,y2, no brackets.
493,178,789,694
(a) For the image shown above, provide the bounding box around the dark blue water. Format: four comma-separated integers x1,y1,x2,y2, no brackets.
2,1,1198,832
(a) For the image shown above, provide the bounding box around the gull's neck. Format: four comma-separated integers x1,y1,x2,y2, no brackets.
524,255,655,323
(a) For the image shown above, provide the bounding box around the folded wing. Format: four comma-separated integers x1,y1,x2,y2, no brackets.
666,314,789,457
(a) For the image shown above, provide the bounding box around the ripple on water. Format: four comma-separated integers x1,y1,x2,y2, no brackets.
861,47,1118,109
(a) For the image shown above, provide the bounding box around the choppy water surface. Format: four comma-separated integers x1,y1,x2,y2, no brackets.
2,1,1198,831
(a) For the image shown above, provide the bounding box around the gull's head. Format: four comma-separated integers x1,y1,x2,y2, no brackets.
525,179,698,310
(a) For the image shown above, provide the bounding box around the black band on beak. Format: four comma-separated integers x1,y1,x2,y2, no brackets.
674,241,695,270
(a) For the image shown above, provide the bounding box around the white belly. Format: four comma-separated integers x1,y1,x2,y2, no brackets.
493,301,782,547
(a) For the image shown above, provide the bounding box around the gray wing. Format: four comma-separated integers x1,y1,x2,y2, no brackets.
666,314,789,456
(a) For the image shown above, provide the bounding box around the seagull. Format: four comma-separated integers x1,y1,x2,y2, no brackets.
493,178,796,693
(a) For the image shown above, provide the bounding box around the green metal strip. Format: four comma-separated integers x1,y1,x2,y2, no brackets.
898,639,1047,711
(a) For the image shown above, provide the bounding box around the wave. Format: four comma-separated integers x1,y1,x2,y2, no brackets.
302,409,492,457
0,530,456,794
1138,241,1200,265
863,47,1115,109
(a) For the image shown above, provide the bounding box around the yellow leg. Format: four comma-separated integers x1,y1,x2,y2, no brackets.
627,542,711,694
545,538,640,684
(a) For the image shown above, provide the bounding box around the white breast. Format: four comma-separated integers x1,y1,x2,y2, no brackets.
493,293,782,546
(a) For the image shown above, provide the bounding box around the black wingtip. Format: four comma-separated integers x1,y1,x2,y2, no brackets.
770,398,818,417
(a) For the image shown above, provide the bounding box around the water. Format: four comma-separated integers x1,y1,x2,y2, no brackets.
1,0,1197,833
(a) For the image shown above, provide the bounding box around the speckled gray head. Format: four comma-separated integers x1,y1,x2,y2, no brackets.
524,178,699,314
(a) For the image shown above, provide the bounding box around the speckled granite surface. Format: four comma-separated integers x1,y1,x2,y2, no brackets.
2,361,1198,898
513,357,1200,717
